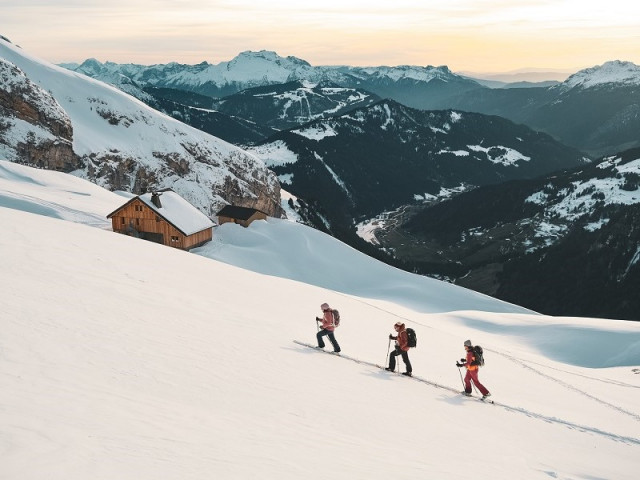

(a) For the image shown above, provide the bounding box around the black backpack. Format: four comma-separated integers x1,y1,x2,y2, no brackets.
406,328,417,348
472,345,484,366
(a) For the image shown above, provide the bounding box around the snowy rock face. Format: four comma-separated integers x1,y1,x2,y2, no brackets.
0,59,76,169
561,61,640,90
0,38,283,218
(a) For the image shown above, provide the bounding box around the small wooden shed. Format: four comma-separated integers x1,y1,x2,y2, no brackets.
107,188,214,250
217,205,268,227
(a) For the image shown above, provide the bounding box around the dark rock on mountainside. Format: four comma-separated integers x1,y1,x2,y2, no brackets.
400,147,640,320
212,80,381,132
0,59,77,170
251,99,587,232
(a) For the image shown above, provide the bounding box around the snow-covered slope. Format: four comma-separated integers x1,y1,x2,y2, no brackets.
0,37,282,217
1,161,639,479
561,60,640,90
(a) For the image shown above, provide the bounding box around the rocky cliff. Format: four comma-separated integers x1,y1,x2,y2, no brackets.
0,58,76,170
0,37,283,219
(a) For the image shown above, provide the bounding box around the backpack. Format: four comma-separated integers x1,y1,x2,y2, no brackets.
331,309,340,327
472,345,484,366
406,327,417,348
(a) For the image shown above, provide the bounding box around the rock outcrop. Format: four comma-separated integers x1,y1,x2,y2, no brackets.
0,58,77,170
0,38,283,219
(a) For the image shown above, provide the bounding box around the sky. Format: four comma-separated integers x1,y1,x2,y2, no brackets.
3,0,640,72
2,159,640,479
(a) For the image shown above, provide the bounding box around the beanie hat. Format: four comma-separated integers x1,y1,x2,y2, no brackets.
464,340,472,347
320,303,330,311
394,322,405,329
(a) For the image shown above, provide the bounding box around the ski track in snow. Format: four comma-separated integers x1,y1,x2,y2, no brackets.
293,341,640,447
510,356,640,390
490,349,640,423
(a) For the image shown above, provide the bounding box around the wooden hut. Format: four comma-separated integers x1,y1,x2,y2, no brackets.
107,188,214,250
216,205,268,227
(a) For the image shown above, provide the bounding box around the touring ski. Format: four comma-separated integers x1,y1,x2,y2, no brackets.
460,392,495,404
294,340,457,392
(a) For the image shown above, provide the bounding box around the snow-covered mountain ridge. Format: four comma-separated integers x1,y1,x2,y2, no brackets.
1,159,639,480
561,60,640,90
63,49,481,99
65,50,640,97
0,36,282,217
61,48,640,157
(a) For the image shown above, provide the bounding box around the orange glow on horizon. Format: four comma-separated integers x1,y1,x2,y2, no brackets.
2,1,639,72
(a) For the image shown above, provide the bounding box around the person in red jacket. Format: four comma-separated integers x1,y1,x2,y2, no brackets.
457,339,490,399
386,322,412,376
315,302,341,353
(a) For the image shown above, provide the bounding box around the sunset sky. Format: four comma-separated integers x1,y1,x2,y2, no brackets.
3,0,640,72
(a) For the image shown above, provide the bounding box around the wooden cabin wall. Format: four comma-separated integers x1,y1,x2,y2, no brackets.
249,212,267,223
111,199,187,249
183,228,212,249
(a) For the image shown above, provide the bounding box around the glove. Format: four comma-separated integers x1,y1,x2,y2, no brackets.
460,358,466,362
456,362,462,367
316,317,321,322
389,334,394,339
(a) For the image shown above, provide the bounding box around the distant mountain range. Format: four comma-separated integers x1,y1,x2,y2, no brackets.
443,61,640,157
62,50,482,105
63,52,640,157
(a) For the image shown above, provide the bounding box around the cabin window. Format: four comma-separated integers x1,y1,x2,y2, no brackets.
135,205,143,212
121,218,125,225
171,236,179,243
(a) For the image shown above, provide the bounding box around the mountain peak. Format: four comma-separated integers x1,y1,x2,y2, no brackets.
232,50,311,67
76,58,106,75
562,60,640,89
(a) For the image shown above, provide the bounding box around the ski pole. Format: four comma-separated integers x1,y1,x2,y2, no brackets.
457,365,465,390
385,337,391,368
